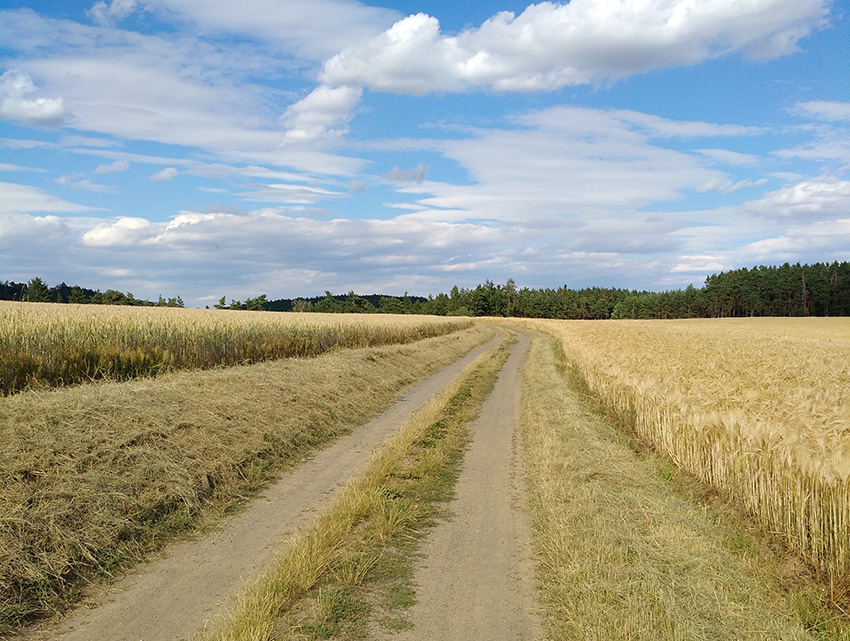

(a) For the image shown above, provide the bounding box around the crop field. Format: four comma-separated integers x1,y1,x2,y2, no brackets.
0,301,472,395
509,317,850,580
0,306,483,632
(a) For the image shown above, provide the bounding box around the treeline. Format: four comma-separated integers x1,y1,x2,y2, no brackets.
5,261,849,318
440,262,850,319
272,262,850,319
268,291,430,314
0,277,184,307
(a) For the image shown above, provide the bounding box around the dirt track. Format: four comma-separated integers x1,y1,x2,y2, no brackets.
393,332,542,640
17,333,502,641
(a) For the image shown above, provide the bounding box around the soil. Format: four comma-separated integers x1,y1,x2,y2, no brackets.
13,332,503,641
391,332,543,640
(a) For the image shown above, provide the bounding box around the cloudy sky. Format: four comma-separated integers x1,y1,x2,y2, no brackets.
1,0,848,304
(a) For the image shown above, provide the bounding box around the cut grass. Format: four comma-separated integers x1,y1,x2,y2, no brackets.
204,331,510,641
0,326,492,635
519,329,849,640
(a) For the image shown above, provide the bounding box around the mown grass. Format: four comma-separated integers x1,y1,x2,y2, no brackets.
204,333,509,641
0,302,472,395
519,329,850,640
0,326,491,635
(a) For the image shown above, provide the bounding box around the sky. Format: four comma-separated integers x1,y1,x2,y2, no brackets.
1,0,848,305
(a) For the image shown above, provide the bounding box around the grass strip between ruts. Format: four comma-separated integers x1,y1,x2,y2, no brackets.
203,331,511,641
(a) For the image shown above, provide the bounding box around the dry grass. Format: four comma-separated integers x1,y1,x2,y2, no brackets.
205,334,508,641
0,302,472,395
507,318,850,582
0,325,490,633
520,329,824,640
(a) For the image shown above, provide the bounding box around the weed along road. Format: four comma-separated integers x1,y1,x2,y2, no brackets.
394,331,542,641
18,333,502,641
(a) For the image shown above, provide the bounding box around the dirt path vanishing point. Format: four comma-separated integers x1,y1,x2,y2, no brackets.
393,331,542,641
16,332,502,641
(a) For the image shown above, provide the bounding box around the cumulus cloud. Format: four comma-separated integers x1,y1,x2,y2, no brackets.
280,85,363,144
319,0,828,94
149,167,179,180
82,216,153,246
94,159,130,174
0,69,65,127
286,0,826,141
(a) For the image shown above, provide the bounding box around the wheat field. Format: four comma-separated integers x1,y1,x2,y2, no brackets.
0,301,471,395
508,317,850,578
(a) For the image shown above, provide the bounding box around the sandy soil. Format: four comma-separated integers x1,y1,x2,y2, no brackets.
392,332,543,641
14,332,501,641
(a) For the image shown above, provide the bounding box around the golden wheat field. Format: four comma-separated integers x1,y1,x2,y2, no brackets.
0,301,471,395
509,317,850,577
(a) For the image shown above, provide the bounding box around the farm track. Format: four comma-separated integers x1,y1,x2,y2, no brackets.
13,333,503,641
390,331,542,640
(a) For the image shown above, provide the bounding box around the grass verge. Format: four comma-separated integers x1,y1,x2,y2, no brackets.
204,332,510,641
520,329,849,640
0,326,491,635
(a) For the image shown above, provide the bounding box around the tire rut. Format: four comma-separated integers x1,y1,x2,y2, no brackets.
392,331,542,640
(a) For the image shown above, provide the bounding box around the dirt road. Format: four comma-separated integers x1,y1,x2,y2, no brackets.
394,332,542,640
17,333,502,641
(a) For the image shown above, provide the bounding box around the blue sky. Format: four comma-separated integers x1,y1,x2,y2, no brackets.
1,0,848,305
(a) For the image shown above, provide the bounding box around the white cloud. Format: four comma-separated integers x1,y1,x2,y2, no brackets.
0,181,95,214
281,85,363,144
82,216,152,246
94,159,130,174
290,0,826,141
136,0,399,62
391,106,730,223
56,173,115,192
742,179,850,221
0,162,46,172
88,0,138,26
696,178,769,194
0,69,65,126
382,163,430,184
695,148,761,166
320,0,828,94
237,183,349,204
792,100,850,122
149,167,179,180
741,218,850,260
